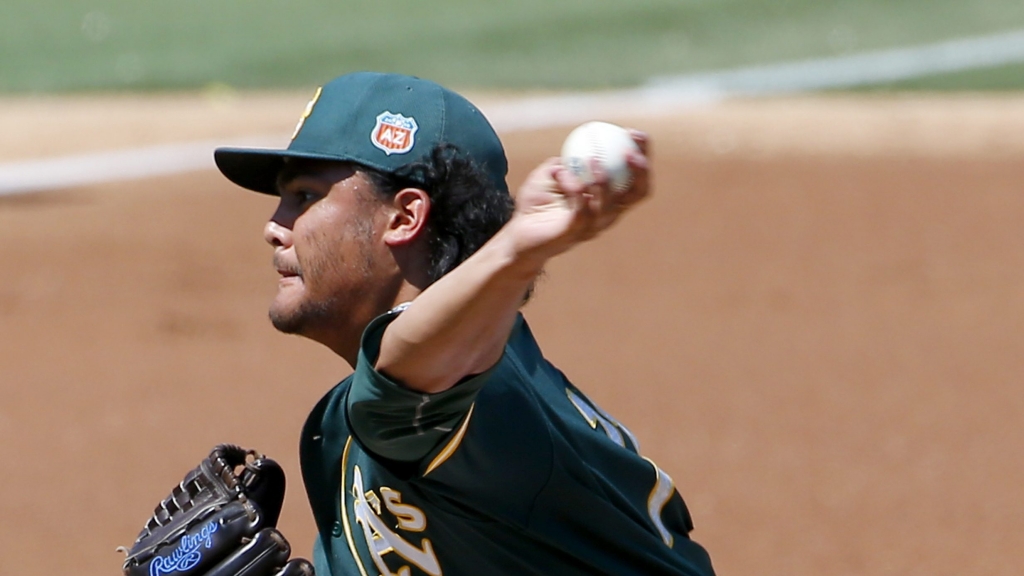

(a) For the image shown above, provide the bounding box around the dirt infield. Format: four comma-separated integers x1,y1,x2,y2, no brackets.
2,94,1024,576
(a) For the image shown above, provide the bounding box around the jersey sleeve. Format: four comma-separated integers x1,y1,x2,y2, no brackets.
346,310,497,463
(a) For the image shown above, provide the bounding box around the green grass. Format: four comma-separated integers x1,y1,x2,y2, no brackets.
3,0,1024,92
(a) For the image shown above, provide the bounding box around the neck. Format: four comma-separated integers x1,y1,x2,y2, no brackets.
391,281,425,312
320,242,431,366
310,278,424,367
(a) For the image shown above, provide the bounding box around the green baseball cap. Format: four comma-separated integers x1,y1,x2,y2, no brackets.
214,72,508,195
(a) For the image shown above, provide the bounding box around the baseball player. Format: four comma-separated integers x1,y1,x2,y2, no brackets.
214,72,715,575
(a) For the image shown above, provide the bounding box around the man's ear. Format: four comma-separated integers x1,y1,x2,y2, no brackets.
382,188,431,246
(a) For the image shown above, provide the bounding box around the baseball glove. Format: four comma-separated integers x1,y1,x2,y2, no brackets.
120,444,314,576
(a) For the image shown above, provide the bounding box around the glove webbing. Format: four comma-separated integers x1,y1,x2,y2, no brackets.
132,445,256,553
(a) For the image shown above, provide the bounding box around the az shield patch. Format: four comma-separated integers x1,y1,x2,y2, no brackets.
371,111,418,155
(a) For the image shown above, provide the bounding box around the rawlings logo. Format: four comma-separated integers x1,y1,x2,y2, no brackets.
149,521,219,576
371,111,418,155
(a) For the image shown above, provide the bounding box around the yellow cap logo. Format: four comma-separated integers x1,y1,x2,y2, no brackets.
291,86,323,140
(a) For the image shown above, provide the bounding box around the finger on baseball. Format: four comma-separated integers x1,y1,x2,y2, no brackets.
537,157,563,185
587,158,612,213
519,158,562,198
553,165,594,217
625,147,649,175
533,157,562,177
587,161,636,234
553,163,585,197
588,156,609,186
555,168,602,239
619,173,650,211
628,129,650,157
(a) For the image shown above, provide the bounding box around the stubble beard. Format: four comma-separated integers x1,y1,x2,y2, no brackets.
268,293,338,336
268,219,377,337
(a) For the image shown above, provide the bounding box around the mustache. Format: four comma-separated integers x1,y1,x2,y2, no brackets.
273,254,302,276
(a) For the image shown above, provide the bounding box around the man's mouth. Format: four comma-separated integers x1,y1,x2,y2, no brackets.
273,255,302,279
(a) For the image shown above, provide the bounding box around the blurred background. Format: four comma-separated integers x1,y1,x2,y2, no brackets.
3,2,1024,576
3,0,1024,92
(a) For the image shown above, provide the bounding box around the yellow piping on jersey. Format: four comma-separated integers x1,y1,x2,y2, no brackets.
339,436,371,576
424,403,475,476
644,456,676,548
566,389,599,429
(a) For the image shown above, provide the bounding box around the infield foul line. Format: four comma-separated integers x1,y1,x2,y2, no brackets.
4,28,1024,196
647,28,1024,96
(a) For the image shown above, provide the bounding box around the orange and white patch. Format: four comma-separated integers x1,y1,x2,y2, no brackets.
371,111,418,155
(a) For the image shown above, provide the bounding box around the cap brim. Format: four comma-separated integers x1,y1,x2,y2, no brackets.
214,147,358,196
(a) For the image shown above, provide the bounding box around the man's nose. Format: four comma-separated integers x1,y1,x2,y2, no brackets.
264,217,292,248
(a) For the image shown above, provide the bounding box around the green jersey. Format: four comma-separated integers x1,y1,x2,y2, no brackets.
299,309,715,575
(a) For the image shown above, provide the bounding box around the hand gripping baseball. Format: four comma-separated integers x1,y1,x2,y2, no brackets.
509,130,650,262
120,445,314,576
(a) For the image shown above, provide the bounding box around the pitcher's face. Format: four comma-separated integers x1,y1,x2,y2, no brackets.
264,160,385,338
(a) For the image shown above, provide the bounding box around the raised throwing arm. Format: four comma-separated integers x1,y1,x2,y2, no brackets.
375,131,651,394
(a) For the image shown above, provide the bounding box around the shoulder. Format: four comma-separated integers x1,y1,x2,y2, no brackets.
420,318,558,478
305,375,355,431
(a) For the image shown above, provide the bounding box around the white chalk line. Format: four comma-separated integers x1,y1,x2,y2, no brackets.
647,28,1024,96
0,137,283,197
4,28,1024,197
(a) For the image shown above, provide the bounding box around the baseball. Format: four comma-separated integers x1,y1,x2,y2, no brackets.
560,121,640,192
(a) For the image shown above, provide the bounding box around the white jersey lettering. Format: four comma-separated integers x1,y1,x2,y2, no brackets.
352,466,443,576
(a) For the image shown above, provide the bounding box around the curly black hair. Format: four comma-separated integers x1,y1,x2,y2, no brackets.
362,143,515,285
